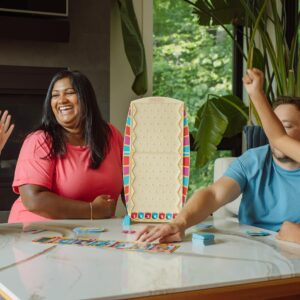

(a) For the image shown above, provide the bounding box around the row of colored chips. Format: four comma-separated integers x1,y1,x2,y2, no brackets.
131,212,178,220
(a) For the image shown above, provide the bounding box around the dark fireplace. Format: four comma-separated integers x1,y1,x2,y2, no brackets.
0,65,66,214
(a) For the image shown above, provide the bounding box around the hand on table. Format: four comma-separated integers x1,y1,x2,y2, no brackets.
92,195,115,218
276,221,300,244
135,223,185,243
0,110,14,154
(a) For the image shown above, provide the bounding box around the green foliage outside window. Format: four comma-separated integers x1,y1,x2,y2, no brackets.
153,0,233,194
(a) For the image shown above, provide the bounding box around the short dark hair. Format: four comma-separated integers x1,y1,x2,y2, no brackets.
272,96,300,111
37,70,111,169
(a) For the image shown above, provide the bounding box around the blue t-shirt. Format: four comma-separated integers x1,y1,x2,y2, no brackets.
224,145,300,231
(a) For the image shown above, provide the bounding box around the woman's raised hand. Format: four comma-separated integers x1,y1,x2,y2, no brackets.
0,110,14,154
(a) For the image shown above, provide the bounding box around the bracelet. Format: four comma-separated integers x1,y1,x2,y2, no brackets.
89,202,93,220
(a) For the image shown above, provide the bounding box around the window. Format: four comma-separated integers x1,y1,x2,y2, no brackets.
153,0,233,197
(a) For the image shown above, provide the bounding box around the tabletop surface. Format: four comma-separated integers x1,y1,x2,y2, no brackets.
0,218,300,300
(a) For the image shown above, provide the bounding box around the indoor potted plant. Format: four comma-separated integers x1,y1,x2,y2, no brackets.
185,0,300,167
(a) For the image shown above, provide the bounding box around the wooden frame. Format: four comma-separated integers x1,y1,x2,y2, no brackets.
135,277,300,300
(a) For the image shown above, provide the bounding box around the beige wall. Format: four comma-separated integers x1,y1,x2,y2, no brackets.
110,0,153,132
110,0,153,216
0,0,153,130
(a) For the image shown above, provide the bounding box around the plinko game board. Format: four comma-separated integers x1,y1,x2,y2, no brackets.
123,97,190,223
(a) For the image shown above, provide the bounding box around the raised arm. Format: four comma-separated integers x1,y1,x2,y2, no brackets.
136,176,241,243
243,68,300,163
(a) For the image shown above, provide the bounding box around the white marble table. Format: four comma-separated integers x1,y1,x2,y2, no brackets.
0,218,300,300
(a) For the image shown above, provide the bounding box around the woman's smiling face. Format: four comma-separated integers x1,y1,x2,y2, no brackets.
51,77,81,132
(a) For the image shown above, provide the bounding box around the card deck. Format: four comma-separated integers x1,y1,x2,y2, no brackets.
192,233,215,241
192,233,215,246
193,239,215,246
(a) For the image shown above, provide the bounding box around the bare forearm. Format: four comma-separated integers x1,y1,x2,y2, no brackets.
251,92,300,162
23,191,90,219
21,191,114,219
174,188,220,230
251,93,286,142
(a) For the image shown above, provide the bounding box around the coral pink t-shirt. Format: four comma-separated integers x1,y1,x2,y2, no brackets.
8,124,123,223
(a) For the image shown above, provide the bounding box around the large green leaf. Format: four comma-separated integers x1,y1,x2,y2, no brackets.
118,0,148,95
211,95,248,137
194,100,228,168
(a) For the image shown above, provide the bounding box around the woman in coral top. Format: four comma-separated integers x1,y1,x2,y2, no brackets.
8,70,123,223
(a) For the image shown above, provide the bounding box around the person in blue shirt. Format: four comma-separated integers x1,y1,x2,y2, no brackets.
0,110,14,156
242,68,300,244
136,85,300,244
